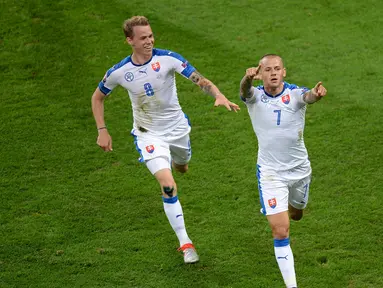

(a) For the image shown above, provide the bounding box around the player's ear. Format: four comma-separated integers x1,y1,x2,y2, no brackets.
283,68,286,78
126,36,133,45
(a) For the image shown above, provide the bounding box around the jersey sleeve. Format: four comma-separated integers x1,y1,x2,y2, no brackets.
167,51,196,79
241,86,261,105
98,66,119,96
291,85,310,105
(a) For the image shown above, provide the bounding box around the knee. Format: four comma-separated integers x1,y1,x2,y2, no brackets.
172,162,188,174
289,208,303,221
161,181,177,198
290,212,303,221
272,225,290,240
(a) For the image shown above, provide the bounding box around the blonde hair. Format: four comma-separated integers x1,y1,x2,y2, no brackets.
259,54,284,67
122,16,150,38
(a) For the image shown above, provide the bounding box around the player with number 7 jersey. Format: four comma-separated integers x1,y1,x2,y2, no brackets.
244,81,310,172
239,54,327,288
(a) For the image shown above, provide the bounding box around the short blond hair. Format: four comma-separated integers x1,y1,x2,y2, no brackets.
122,16,150,38
259,54,284,67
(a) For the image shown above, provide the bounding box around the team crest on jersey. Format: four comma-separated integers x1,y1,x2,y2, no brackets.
124,72,134,82
146,145,155,154
151,62,161,72
282,94,290,104
268,198,277,209
261,94,269,103
182,61,188,68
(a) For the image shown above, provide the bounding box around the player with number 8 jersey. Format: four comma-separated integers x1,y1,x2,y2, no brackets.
99,48,196,136
91,16,239,265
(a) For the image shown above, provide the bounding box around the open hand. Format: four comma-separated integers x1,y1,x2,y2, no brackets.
214,95,240,112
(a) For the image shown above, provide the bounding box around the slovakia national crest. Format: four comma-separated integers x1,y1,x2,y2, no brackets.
282,94,290,104
151,62,161,72
146,145,155,154
268,198,277,209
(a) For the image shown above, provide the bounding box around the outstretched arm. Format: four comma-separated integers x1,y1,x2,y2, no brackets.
189,71,240,112
91,87,113,151
303,81,327,104
240,66,261,99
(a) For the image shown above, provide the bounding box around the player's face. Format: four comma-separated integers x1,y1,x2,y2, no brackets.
260,57,286,89
127,25,154,56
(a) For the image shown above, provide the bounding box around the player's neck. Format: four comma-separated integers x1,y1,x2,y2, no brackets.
131,51,152,65
264,84,284,97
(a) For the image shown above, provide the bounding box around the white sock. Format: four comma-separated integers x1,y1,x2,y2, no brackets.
274,238,297,288
163,196,192,246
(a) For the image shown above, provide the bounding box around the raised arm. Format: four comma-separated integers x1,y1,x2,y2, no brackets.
188,70,240,112
240,66,261,99
91,87,113,151
303,81,327,104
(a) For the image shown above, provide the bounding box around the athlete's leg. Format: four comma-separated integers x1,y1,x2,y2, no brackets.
288,174,311,221
169,133,191,174
147,157,198,263
257,165,297,288
288,204,303,221
172,162,188,173
267,212,297,288
147,158,191,245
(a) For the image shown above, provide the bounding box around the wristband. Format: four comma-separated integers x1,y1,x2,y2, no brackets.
97,126,107,131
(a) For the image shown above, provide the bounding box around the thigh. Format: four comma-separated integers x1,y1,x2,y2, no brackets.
146,156,171,175
288,174,311,210
169,134,192,165
257,165,289,216
132,132,171,163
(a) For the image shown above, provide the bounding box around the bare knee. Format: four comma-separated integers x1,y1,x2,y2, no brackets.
289,205,303,221
290,212,303,221
154,169,178,198
158,179,177,198
172,162,188,174
271,224,290,240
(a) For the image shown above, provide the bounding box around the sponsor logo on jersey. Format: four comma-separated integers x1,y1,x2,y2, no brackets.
268,198,277,208
124,72,134,82
282,94,290,104
151,62,161,72
139,68,147,75
146,145,155,153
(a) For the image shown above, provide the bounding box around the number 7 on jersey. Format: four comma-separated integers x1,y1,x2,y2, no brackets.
273,109,281,125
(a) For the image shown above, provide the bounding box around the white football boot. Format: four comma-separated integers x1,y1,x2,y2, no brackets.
178,243,199,264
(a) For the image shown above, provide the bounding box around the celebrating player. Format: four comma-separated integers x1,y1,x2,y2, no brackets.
240,54,327,287
91,16,240,264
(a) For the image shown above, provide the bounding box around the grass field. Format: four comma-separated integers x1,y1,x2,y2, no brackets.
1,0,383,287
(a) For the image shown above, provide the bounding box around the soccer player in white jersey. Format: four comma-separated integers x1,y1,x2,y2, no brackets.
240,54,327,287
91,16,240,264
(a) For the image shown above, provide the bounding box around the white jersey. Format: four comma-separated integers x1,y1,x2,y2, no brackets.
98,48,196,136
243,82,311,171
